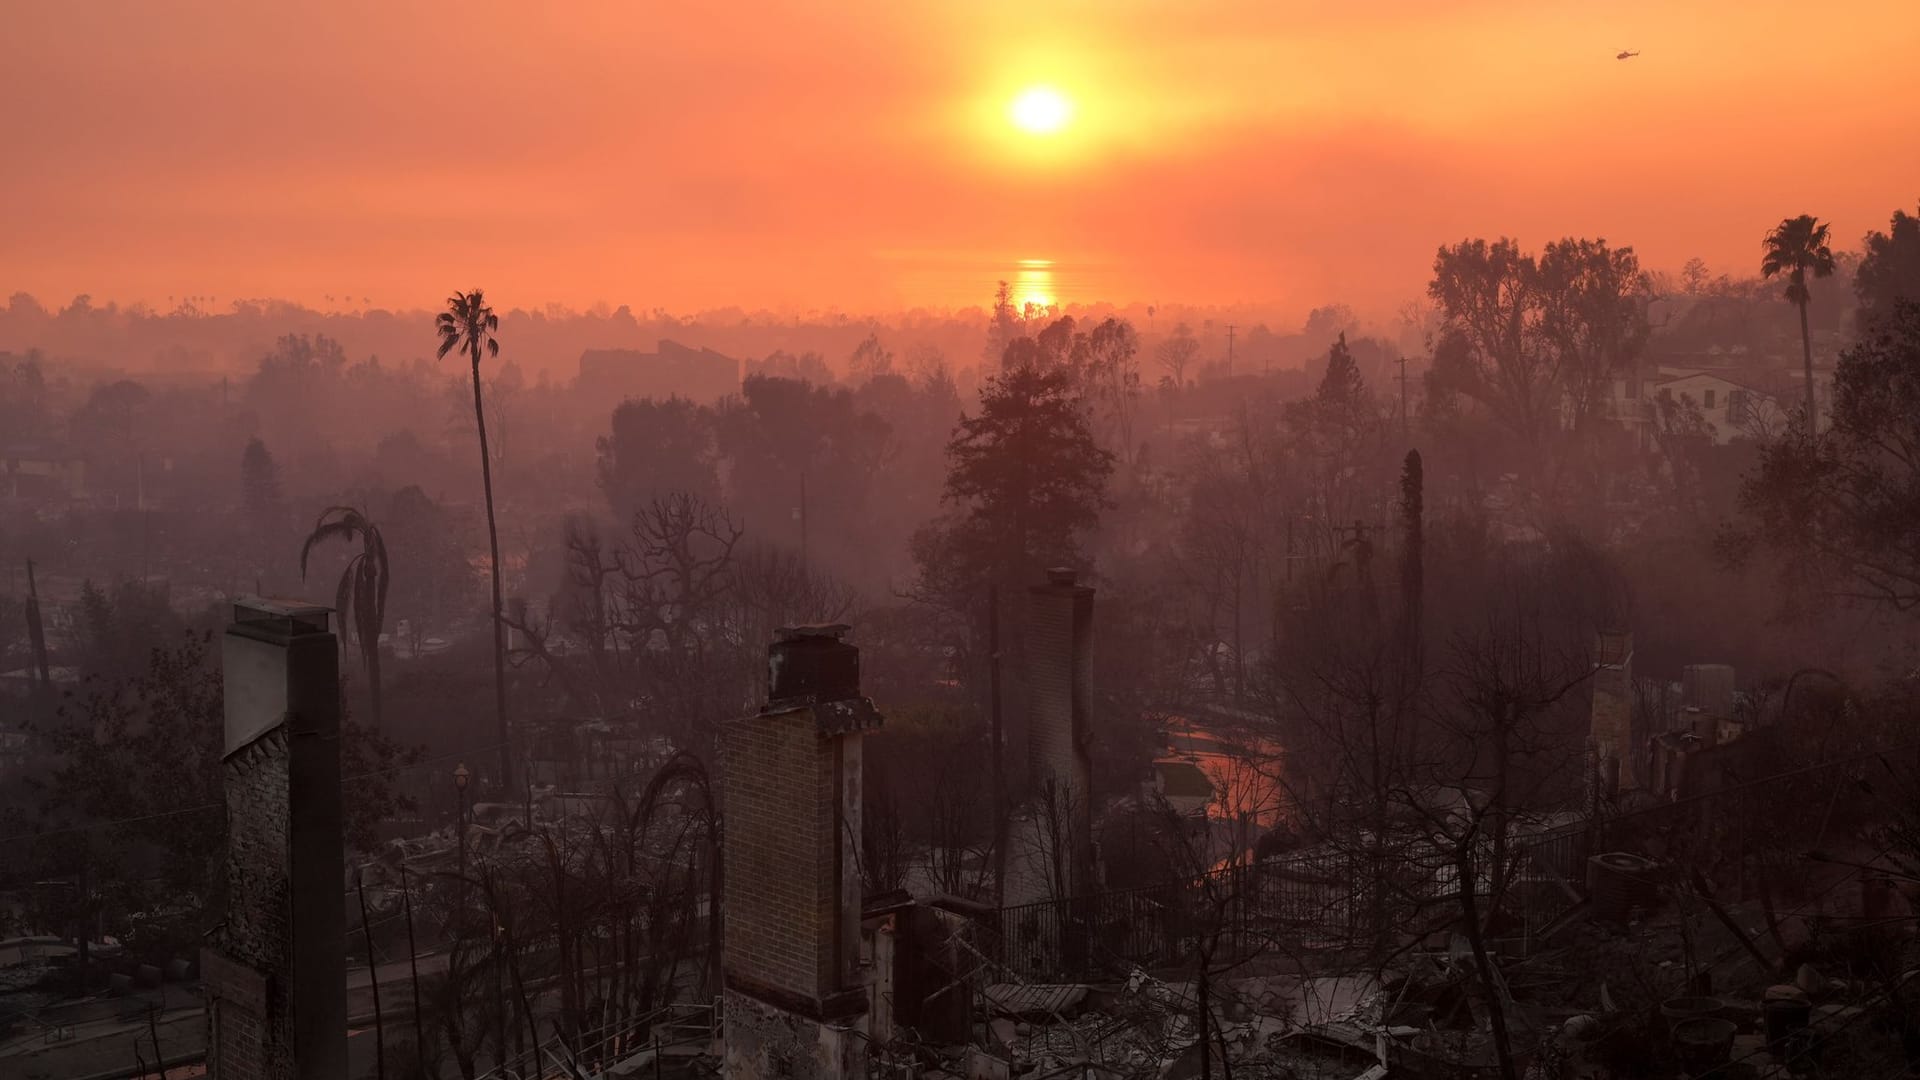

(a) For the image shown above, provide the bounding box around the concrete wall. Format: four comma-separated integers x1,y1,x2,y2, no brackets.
1026,570,1095,897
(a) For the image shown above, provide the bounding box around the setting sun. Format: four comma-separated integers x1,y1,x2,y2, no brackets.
1009,86,1073,134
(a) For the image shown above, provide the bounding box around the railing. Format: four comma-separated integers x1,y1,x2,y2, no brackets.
993,747,1907,982
993,846,1408,981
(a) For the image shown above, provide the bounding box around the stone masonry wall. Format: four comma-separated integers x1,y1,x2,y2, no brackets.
722,988,866,1080
208,724,295,1080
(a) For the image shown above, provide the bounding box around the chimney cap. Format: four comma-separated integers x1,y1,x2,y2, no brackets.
776,623,851,644
1046,567,1078,587
232,596,332,636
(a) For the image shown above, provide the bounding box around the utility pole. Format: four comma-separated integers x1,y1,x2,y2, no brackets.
1397,354,1412,441
25,559,51,691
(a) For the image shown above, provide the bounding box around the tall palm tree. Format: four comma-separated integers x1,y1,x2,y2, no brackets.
436,289,511,790
300,506,389,729
1761,214,1837,433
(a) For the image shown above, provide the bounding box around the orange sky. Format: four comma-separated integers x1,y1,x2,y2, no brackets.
3,0,1916,320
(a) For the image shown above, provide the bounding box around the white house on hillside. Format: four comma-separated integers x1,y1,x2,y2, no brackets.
1606,365,1820,446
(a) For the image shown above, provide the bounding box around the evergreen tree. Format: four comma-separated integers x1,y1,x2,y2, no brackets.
1317,332,1367,406
1857,204,1920,334
913,362,1114,606
239,437,282,520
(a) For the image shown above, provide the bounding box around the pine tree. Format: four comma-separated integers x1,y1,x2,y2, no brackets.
1317,332,1367,406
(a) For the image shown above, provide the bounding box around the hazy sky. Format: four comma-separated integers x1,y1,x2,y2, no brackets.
4,0,1916,319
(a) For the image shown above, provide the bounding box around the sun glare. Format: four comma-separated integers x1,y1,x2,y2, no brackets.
1016,259,1057,310
1010,86,1073,135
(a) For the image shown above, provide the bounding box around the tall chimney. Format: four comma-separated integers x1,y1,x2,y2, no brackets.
1028,568,1096,897
1590,629,1635,794
723,623,883,1080
1682,664,1736,718
203,598,345,1080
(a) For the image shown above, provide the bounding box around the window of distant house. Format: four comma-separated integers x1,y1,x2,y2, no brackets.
1704,388,1716,409
1729,389,1746,413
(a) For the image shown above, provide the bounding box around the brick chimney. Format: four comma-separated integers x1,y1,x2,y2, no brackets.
1028,568,1096,897
1682,664,1736,718
203,598,345,1080
1590,629,1635,794
723,623,883,1080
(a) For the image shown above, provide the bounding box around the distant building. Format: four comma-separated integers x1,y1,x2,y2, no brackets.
1,441,86,500
1605,364,1815,446
577,340,739,404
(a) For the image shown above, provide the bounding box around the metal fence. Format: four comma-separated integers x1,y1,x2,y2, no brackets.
991,846,1415,981
991,746,1910,982
473,998,719,1080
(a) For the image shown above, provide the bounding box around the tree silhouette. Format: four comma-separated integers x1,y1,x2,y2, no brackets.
239,437,284,580
1761,214,1836,432
918,361,1114,598
300,506,389,729
1723,301,1920,613
1155,322,1200,389
435,289,511,790
846,333,894,384
1316,332,1366,407
1856,204,1920,335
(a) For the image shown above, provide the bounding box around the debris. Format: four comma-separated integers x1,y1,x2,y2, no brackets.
1795,963,1825,998
984,983,1090,1020
1562,1014,1601,1042
964,1046,1011,1080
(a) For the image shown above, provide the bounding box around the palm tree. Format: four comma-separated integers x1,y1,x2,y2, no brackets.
1761,214,1837,433
436,289,511,791
300,506,389,729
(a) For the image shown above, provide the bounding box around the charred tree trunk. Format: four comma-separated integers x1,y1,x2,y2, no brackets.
1457,833,1518,1080
357,871,386,1080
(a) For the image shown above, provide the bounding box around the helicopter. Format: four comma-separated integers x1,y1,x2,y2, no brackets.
1617,49,1640,60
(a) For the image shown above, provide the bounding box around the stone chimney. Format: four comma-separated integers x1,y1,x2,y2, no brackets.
723,623,883,1080
1028,568,1096,897
1590,629,1635,794
202,598,345,1080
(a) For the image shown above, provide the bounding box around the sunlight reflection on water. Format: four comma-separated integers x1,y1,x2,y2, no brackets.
876,252,1121,310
